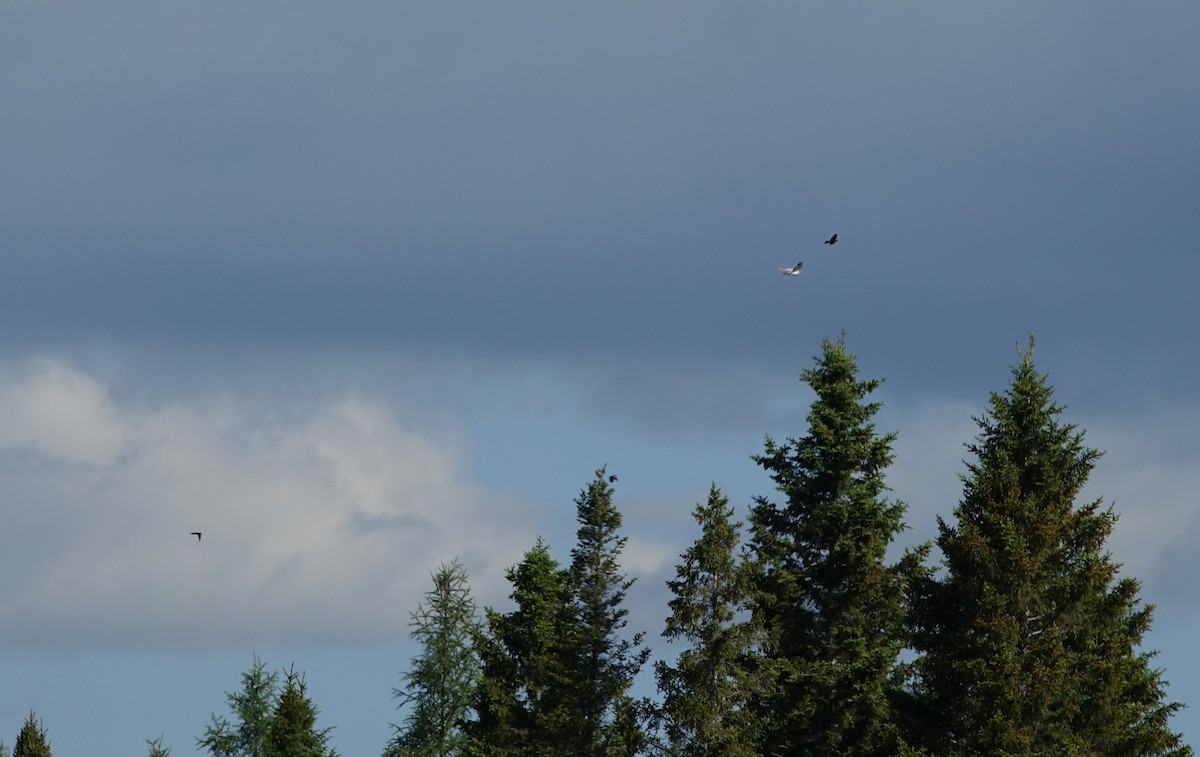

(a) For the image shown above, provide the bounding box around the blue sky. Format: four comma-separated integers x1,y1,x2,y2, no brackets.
2,3,1198,754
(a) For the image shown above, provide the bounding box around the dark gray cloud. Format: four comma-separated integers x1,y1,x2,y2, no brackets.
3,3,1196,410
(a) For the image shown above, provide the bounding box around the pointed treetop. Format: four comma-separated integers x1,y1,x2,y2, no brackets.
13,711,52,757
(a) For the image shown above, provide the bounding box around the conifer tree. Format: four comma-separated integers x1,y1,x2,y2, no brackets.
747,335,924,756
265,665,338,757
470,471,649,755
387,559,481,757
656,484,756,757
13,711,51,757
469,538,574,756
909,339,1191,755
561,468,652,756
198,654,279,757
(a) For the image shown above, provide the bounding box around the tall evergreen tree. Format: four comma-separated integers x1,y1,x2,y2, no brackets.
747,335,925,756
469,539,575,756
656,484,757,757
472,471,651,756
12,711,51,757
265,665,338,757
909,339,1190,755
561,468,652,757
198,654,279,757
387,559,481,757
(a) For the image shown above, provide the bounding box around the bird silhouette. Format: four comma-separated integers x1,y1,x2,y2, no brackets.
191,532,202,542
779,262,803,276
608,474,618,483
824,233,838,245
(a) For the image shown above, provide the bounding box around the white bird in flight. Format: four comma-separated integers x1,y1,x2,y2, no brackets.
779,261,803,276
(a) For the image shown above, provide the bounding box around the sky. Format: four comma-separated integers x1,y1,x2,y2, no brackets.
1,2,1198,754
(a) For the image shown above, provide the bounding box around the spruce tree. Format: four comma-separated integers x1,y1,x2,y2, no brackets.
264,665,338,757
747,335,924,756
387,559,481,757
12,711,51,757
656,484,756,757
909,339,1190,755
145,735,171,757
561,468,652,756
198,654,279,757
469,538,575,756
470,472,650,755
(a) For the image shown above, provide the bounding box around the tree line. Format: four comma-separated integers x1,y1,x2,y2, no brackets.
7,336,1190,756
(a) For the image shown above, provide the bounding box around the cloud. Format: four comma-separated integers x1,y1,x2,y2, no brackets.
0,358,536,649
1083,408,1200,614
882,398,980,544
0,358,128,465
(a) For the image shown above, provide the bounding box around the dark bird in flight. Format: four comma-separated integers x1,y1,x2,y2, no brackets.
608,474,618,483
824,233,838,245
779,262,803,276
191,532,202,542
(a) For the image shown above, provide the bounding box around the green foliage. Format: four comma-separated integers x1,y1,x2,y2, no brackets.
265,665,338,757
747,335,926,756
387,559,481,757
145,734,171,757
656,484,757,756
469,469,650,756
909,338,1191,755
198,654,279,757
561,468,652,756
197,656,337,757
469,538,575,755
13,712,51,757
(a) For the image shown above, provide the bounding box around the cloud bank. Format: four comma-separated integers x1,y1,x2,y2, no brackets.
0,358,535,649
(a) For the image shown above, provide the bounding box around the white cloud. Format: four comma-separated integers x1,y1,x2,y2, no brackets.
1084,410,1200,610
0,358,128,465
621,534,680,579
0,359,536,649
884,398,979,547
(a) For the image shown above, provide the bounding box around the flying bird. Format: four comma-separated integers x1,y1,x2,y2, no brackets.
824,233,838,245
779,262,803,276
609,474,618,483
191,532,202,542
